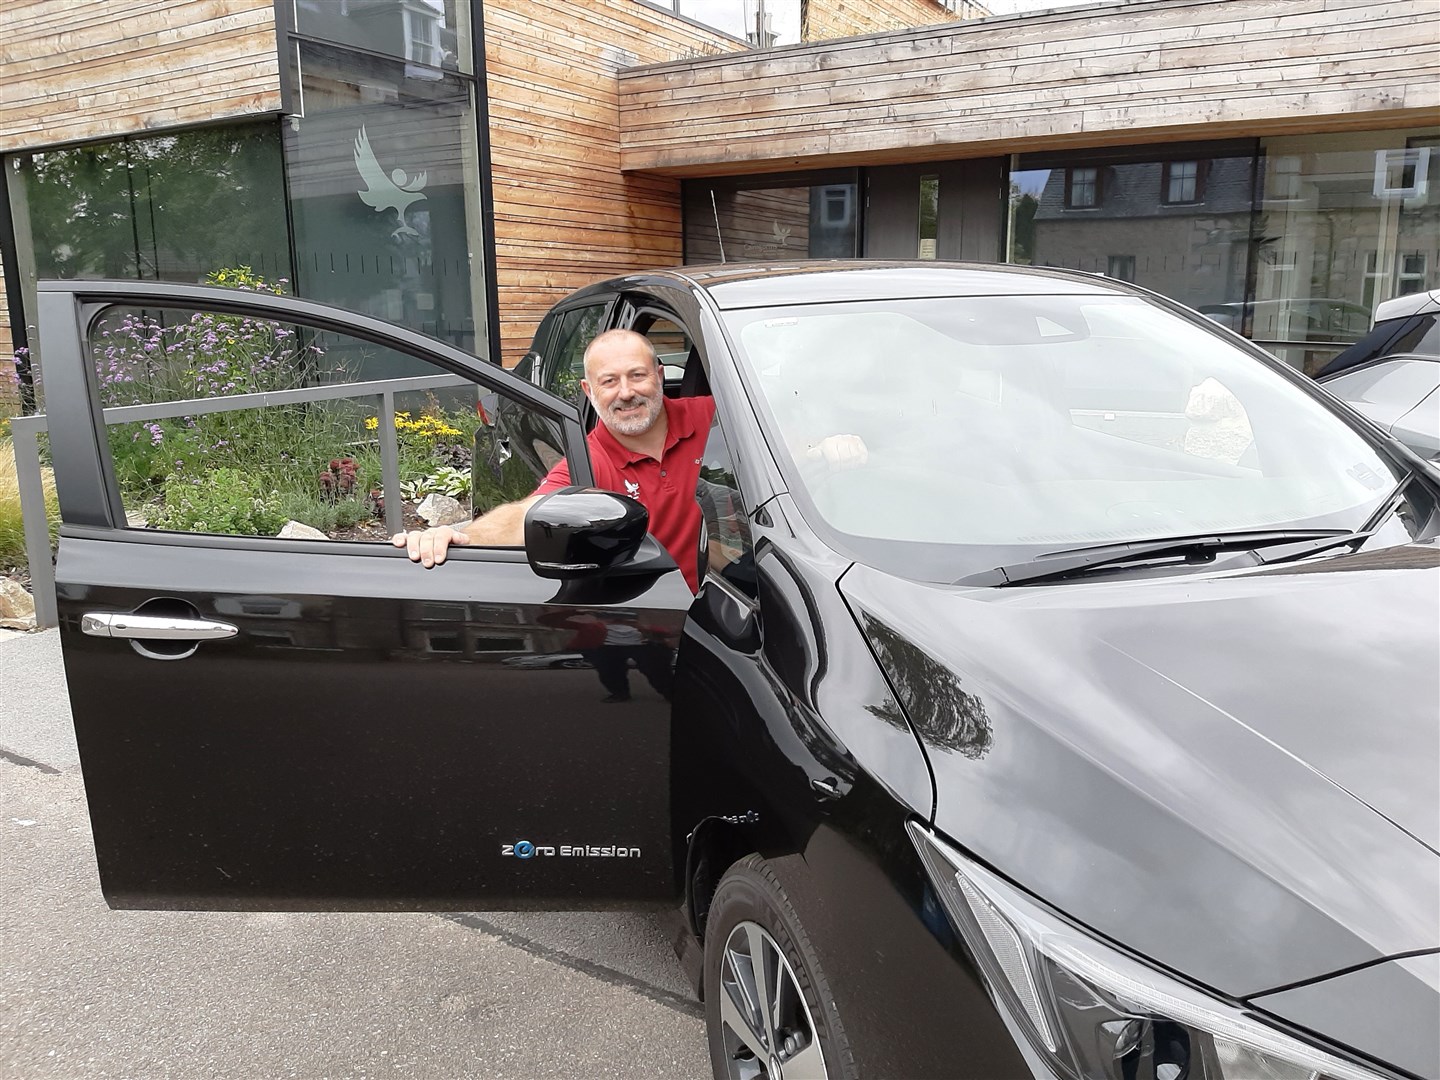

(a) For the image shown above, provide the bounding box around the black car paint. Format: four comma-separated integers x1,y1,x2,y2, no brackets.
40,268,1440,1079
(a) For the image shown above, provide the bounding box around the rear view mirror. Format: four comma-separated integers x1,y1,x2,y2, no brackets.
524,487,650,578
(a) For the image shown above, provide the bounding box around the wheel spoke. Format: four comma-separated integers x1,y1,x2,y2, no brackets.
745,923,779,1052
782,1038,827,1080
718,919,829,1080
719,975,770,1063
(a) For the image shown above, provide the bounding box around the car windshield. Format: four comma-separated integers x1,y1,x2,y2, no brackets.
724,294,1409,582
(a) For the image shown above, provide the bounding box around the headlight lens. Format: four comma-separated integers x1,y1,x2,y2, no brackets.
908,822,1387,1080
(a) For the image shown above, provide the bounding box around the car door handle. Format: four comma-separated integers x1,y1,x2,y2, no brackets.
81,613,239,641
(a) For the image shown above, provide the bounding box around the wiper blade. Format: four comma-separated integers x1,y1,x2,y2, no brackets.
1256,469,1417,566
956,529,1349,588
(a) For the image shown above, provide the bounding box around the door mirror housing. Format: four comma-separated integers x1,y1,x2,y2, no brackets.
525,487,661,579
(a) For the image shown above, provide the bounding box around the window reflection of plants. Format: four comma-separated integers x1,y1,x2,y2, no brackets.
862,614,993,760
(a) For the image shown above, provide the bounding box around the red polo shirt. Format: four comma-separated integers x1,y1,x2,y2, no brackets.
534,396,716,593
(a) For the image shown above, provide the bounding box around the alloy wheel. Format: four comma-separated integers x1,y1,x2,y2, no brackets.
717,920,828,1080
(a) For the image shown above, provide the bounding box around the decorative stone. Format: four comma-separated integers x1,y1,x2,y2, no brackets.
0,577,35,623
416,494,469,527
276,520,329,541
125,509,149,528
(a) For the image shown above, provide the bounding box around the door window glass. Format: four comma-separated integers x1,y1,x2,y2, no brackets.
696,414,755,597
87,301,561,540
545,304,610,401
630,311,694,393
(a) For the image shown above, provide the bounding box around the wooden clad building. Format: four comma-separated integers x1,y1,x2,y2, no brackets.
618,0,1440,176
0,0,1437,384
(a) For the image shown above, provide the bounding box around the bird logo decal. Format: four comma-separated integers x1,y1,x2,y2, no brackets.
354,126,427,239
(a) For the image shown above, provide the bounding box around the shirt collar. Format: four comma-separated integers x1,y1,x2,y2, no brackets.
594,397,694,466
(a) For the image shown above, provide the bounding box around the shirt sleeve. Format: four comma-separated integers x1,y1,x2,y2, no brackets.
533,457,572,496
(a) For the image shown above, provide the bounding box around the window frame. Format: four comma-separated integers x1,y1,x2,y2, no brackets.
39,279,592,542
1064,167,1101,210
1161,160,1206,205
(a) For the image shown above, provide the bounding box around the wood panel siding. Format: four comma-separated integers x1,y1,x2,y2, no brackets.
0,0,281,155
620,0,1440,176
484,0,743,363
803,0,980,42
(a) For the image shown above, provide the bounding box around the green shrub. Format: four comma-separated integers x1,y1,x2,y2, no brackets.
150,468,286,536
0,438,59,572
271,490,373,533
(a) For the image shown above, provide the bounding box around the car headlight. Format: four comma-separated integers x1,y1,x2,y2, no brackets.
908,822,1387,1080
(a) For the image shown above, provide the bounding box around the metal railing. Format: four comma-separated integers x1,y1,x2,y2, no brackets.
10,372,472,628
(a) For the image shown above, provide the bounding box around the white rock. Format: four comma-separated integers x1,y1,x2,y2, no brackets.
276,520,329,541
0,577,35,622
125,509,149,528
416,494,469,527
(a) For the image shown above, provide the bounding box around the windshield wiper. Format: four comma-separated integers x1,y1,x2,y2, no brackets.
956,529,1350,588
958,470,1421,588
1253,469,1418,567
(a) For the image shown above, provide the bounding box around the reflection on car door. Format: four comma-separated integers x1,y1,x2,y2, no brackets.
38,280,694,911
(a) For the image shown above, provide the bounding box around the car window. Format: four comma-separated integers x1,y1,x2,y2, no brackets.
545,303,610,402
1388,315,1440,358
726,295,1409,583
696,412,755,597
88,300,563,541
628,310,694,393
1325,359,1440,407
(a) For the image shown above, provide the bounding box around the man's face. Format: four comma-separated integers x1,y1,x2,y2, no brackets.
582,338,663,437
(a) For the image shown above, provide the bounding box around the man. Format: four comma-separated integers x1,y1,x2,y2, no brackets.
393,329,864,592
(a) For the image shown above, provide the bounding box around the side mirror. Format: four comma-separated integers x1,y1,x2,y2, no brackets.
524,487,661,579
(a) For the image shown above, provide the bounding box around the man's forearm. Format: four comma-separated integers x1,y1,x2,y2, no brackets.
458,494,542,547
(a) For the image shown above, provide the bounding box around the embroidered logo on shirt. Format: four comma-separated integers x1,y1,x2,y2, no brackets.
625,479,641,498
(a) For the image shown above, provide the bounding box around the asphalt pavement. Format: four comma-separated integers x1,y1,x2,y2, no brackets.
0,629,708,1079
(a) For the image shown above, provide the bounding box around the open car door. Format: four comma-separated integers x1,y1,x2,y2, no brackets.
37,280,694,910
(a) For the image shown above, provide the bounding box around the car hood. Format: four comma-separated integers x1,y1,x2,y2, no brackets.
1249,950,1439,1078
841,544,1440,997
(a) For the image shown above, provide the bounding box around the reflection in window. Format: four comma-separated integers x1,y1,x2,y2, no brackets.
697,414,755,597
684,178,860,262
667,1,801,47
1162,160,1203,204
286,41,485,361
1012,151,1255,316
6,125,293,402
918,175,939,260
1258,131,1440,373
294,0,470,74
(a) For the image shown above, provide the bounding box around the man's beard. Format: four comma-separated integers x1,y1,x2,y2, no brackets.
601,390,661,436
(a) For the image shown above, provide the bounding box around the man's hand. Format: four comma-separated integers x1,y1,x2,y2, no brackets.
391,524,473,568
806,433,869,471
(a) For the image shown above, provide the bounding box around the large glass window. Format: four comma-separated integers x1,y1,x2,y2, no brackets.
294,0,472,74
660,2,800,47
285,40,486,363
1009,146,1257,316
1254,131,1440,374
6,124,292,406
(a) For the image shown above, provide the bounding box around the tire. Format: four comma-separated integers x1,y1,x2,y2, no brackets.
703,855,856,1080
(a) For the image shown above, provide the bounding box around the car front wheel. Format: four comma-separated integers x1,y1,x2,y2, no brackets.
703,855,854,1080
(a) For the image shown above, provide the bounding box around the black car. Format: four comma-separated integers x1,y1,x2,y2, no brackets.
38,264,1439,1080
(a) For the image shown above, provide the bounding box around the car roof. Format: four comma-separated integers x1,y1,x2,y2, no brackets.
1374,288,1440,323
574,260,1131,311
